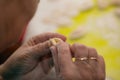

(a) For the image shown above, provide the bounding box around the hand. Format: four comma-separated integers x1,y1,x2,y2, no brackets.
50,41,105,80
0,33,66,80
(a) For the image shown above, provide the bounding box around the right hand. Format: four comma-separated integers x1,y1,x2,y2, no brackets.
0,33,66,80
50,41,105,80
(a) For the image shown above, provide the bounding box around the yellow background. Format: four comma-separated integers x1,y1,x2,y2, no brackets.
57,2,120,80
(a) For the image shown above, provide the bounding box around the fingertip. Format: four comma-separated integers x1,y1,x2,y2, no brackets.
88,47,98,58
71,43,82,53
88,47,97,53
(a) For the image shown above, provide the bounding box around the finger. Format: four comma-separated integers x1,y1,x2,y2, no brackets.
98,56,105,71
88,48,98,79
56,42,73,72
88,48,98,66
50,46,60,75
71,44,89,59
26,33,66,46
97,55,106,80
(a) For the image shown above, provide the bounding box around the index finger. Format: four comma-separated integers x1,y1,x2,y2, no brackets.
27,33,66,46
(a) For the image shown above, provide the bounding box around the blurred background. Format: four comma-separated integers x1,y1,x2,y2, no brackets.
24,0,120,80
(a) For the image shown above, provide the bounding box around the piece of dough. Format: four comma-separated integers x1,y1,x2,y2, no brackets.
50,38,62,46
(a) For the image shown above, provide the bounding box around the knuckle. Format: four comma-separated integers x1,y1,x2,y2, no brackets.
27,37,37,46
78,44,87,50
89,48,98,56
73,43,87,49
90,48,97,53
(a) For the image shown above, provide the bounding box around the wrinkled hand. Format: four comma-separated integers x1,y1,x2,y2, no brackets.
0,33,66,80
50,41,105,80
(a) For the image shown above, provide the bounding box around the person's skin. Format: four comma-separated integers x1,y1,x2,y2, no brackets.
0,33,66,80
0,0,106,80
0,0,40,65
50,41,105,80
0,1,63,80
0,0,39,52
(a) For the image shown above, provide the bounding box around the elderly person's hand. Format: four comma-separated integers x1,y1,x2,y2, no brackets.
0,33,66,80
50,41,105,80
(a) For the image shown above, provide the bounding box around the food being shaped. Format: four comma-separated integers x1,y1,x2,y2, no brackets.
50,38,62,46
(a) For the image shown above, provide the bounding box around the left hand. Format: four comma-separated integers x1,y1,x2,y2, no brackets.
50,41,105,80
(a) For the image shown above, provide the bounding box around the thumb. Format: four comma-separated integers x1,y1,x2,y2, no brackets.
56,42,73,72
50,46,60,75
